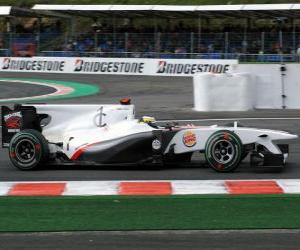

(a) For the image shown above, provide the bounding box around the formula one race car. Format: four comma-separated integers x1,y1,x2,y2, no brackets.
1,100,298,172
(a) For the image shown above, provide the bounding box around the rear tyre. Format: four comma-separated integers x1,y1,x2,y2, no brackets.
9,129,49,170
205,130,243,172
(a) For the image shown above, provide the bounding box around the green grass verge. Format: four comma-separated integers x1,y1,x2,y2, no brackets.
1,194,300,232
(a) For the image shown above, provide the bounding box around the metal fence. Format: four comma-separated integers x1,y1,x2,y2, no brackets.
0,49,9,56
1,32,300,62
38,51,300,63
52,32,300,55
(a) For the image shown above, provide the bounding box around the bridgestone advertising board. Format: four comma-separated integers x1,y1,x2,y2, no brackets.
0,57,237,76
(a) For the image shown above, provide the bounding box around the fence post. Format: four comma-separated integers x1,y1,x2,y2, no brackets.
113,15,116,53
292,19,296,56
198,15,201,54
36,33,40,55
261,32,265,53
155,32,161,58
125,32,128,58
70,17,75,37
9,32,13,56
190,32,194,58
225,32,229,55
279,30,283,52
94,32,98,51
64,32,68,50
113,32,116,53
36,17,41,55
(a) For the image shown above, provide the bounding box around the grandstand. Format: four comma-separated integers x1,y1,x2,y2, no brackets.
1,4,300,62
0,6,68,57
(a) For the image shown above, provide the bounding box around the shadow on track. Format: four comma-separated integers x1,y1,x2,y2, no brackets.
37,161,284,174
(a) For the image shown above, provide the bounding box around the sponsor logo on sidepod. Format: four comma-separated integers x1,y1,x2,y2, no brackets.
182,131,197,147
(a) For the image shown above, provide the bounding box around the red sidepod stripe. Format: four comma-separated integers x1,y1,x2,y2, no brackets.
71,142,100,161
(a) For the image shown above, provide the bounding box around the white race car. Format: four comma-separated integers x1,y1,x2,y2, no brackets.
1,99,298,172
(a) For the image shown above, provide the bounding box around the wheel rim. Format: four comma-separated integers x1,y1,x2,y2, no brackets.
15,139,36,163
211,139,235,164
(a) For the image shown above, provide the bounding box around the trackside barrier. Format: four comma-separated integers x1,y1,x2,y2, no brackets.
193,73,254,111
0,57,237,77
194,64,300,110
233,64,300,109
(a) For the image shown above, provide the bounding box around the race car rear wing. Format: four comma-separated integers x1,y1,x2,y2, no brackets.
1,105,42,148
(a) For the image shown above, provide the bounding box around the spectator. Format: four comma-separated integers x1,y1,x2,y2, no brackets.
207,43,214,53
64,40,74,51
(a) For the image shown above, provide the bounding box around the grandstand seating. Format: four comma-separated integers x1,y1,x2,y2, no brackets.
1,31,299,62
0,4,299,62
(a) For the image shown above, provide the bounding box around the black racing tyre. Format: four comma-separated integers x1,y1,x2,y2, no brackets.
224,123,248,162
205,130,243,173
9,129,49,170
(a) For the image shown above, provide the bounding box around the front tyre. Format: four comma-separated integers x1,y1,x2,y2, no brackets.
224,122,248,162
205,130,242,172
9,129,49,170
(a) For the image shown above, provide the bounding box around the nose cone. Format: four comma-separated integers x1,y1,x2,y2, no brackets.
276,132,298,140
262,129,299,140
289,134,299,139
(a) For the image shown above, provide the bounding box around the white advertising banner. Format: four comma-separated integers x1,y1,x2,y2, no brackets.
0,57,237,76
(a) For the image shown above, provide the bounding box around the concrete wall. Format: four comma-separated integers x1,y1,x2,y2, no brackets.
234,64,300,109
194,64,300,110
194,73,253,111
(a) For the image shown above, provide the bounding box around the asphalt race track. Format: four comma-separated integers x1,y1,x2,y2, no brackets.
0,72,300,181
2,230,300,250
0,81,54,99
